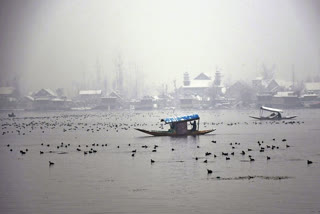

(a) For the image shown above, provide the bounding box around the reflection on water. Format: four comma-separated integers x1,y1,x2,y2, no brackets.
0,109,320,214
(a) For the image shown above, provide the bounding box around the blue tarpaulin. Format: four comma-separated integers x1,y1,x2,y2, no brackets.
161,114,199,124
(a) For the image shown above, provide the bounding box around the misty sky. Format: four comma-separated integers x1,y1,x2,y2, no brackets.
0,0,319,96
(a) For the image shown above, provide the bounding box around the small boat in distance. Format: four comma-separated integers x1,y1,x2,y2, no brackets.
8,112,16,118
135,114,215,136
250,106,297,120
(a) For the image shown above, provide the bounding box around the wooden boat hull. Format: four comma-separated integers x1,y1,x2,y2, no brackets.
249,116,297,120
8,113,15,118
135,128,215,136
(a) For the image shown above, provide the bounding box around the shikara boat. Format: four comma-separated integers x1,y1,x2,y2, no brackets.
8,112,16,118
250,106,297,120
135,114,215,136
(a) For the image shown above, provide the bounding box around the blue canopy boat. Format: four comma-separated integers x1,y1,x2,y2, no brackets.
135,114,215,136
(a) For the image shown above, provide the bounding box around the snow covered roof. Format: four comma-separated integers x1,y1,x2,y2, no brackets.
34,89,57,97
305,82,320,91
24,96,34,101
79,90,102,95
35,97,51,101
194,73,211,80
109,91,122,99
182,80,212,88
274,91,297,97
52,98,65,102
276,80,292,88
0,87,15,95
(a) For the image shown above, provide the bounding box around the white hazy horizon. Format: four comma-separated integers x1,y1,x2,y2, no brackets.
0,0,319,96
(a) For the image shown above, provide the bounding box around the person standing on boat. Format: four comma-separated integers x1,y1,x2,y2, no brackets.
190,120,197,131
169,123,176,133
277,112,282,119
269,112,276,119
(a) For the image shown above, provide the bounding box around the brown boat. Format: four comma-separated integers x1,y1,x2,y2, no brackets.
135,114,215,136
135,128,215,136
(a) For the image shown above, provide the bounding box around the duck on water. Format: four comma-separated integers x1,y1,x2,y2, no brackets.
135,114,215,136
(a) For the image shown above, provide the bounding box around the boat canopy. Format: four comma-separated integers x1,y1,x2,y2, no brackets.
161,114,199,124
261,106,283,113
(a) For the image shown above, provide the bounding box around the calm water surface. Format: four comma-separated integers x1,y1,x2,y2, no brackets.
0,109,319,214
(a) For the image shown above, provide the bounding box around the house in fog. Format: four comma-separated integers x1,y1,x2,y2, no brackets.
304,82,320,95
225,81,255,107
32,89,56,110
134,96,154,110
252,77,280,94
99,91,124,110
180,72,212,98
178,72,214,109
154,94,174,109
256,91,302,108
180,97,194,109
271,91,302,108
19,96,34,110
256,94,273,107
32,88,69,110
78,90,102,107
0,87,19,109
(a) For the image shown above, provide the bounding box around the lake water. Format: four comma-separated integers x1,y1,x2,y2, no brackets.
0,109,319,214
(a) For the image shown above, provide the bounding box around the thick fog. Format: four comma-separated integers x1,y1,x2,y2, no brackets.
0,0,319,96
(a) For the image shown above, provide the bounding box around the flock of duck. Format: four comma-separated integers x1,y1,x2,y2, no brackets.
0,112,314,179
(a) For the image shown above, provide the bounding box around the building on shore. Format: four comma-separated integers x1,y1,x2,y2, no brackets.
99,91,124,110
180,72,212,98
299,82,320,108
225,81,255,107
0,87,19,110
134,96,154,110
32,88,70,110
180,97,194,109
153,94,174,109
77,90,102,108
179,72,215,109
252,77,280,94
19,96,34,110
271,91,302,108
304,82,320,95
